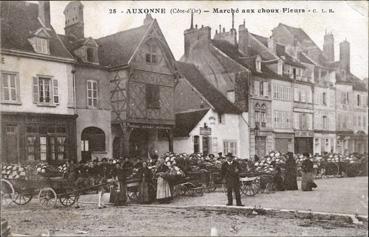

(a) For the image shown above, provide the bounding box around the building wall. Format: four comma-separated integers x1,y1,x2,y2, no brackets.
174,109,249,158
1,55,74,115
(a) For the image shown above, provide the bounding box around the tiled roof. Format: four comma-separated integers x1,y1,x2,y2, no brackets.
211,39,291,81
0,1,73,60
173,109,209,137
250,33,268,46
96,24,150,67
279,23,329,66
175,61,241,114
298,52,315,65
275,44,305,68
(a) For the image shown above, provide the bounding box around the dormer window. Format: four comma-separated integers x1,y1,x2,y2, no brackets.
87,48,95,62
33,37,49,54
255,56,262,73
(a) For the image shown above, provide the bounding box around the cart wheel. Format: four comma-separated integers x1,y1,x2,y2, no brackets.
38,187,57,209
196,188,204,196
1,179,15,206
244,185,256,196
264,183,273,194
127,191,140,202
205,184,217,193
59,190,79,207
13,192,33,205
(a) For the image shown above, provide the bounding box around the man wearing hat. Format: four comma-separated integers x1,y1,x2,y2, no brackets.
221,153,244,206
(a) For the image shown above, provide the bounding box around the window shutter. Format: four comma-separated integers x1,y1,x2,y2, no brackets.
33,77,39,104
53,79,59,104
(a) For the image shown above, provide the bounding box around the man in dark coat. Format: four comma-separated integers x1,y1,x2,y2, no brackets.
221,153,244,206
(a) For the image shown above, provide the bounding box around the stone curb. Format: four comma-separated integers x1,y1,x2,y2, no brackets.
138,204,368,226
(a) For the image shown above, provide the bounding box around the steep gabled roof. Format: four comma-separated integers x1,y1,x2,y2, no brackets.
1,1,73,60
96,23,150,67
173,109,209,137
250,33,268,46
175,61,241,114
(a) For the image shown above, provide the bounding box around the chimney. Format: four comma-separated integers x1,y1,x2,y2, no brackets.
268,36,276,54
184,14,211,58
144,14,154,25
323,32,334,62
339,40,350,72
38,1,50,27
238,20,248,55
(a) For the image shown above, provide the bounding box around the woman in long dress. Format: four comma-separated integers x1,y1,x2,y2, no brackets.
301,154,317,191
111,161,127,206
138,161,153,204
284,152,298,190
155,158,172,203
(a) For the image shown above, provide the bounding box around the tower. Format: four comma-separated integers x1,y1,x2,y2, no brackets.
339,40,350,72
323,32,335,62
63,1,84,40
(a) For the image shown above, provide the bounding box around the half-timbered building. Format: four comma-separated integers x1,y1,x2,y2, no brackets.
97,14,179,159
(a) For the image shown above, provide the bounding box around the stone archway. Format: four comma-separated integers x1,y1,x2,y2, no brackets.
81,127,105,162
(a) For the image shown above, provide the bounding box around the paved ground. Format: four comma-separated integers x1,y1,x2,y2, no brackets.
1,177,367,236
172,177,368,216
2,205,367,236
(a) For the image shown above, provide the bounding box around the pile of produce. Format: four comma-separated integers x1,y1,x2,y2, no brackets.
36,163,62,177
254,152,287,174
1,164,27,180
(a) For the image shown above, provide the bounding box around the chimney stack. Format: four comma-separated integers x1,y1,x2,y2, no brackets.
323,32,334,62
238,20,248,55
38,1,50,27
63,1,84,40
339,40,350,72
184,14,211,58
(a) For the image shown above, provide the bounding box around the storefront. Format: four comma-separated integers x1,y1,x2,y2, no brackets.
294,130,314,155
1,112,77,164
274,133,294,154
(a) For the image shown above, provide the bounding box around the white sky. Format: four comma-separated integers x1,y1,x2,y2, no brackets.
46,1,367,79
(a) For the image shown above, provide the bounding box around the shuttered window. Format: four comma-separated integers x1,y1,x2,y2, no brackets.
33,76,59,105
1,72,20,103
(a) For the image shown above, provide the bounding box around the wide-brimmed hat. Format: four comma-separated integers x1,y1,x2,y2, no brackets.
226,153,234,158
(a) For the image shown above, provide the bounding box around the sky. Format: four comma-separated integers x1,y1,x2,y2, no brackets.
45,1,368,79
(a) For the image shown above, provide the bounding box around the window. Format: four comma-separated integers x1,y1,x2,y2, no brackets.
34,37,49,54
323,116,328,129
263,82,268,97
261,104,266,127
146,84,160,109
323,92,327,105
1,72,19,103
26,136,37,161
87,80,98,108
254,81,260,96
255,103,260,126
357,94,360,106
87,48,95,62
145,44,158,64
33,76,59,105
293,68,297,79
223,140,237,156
194,136,200,153
218,113,225,124
39,78,51,103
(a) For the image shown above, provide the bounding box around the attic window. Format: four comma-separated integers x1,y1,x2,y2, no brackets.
33,37,49,54
146,44,158,64
87,48,95,62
